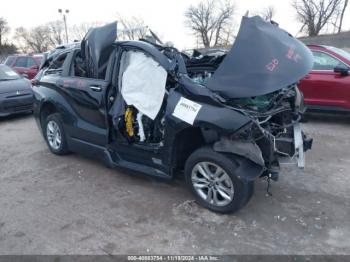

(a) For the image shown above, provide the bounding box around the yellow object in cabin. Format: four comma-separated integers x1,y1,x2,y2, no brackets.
125,107,134,137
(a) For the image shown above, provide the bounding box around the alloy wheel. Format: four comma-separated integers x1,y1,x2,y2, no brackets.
46,120,62,150
191,161,234,207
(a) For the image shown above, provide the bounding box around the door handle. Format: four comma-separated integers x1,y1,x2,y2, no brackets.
90,85,102,92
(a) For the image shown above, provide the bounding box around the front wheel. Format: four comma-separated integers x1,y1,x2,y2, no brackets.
185,147,254,214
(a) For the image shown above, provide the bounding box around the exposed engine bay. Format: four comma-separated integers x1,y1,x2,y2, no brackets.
187,63,312,171
114,46,312,175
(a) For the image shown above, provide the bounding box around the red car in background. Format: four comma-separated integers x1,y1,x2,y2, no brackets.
299,45,350,113
4,54,43,80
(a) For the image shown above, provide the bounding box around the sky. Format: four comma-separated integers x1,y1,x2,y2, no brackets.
2,0,350,50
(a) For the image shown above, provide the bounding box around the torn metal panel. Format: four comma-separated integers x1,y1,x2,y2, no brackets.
213,136,265,167
118,41,176,72
81,22,117,78
166,89,251,133
293,123,305,168
206,16,314,98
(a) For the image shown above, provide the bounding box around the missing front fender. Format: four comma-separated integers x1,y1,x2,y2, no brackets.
213,137,265,166
213,137,265,182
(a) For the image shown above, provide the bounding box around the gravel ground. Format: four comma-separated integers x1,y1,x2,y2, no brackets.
0,113,349,255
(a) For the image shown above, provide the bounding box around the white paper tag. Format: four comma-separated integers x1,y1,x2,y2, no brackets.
172,97,202,125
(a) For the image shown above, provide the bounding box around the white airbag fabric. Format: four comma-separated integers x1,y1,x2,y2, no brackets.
121,51,167,120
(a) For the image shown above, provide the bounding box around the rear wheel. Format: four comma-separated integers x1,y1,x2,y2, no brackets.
185,147,254,214
44,113,69,155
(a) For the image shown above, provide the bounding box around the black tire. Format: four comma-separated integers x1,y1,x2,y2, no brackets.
185,147,254,214
44,113,69,155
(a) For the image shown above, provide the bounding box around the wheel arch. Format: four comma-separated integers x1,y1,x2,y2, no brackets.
39,101,58,129
169,125,224,172
170,126,265,182
170,126,206,172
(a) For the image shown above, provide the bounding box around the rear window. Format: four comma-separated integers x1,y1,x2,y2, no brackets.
45,52,69,75
4,56,15,66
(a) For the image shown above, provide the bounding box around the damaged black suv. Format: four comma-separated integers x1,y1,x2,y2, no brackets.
32,16,313,213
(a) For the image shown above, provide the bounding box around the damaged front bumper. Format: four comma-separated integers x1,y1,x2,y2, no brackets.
213,121,313,182
277,122,313,168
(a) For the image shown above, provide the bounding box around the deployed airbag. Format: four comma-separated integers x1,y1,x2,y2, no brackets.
121,51,167,120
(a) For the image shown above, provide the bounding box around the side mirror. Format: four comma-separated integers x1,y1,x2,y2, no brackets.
334,65,349,76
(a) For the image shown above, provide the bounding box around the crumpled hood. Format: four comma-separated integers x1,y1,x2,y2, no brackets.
206,16,314,98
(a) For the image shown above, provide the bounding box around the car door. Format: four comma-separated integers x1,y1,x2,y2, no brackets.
41,50,110,146
61,51,111,146
110,49,167,169
299,50,350,109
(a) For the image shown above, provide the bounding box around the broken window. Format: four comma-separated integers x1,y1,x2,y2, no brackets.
45,52,69,75
71,51,87,78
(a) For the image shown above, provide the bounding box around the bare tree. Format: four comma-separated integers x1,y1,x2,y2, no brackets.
338,0,349,33
261,6,275,21
293,0,342,36
184,0,235,48
0,44,17,62
0,17,10,47
14,21,67,53
14,26,53,53
117,15,148,40
47,20,65,46
69,22,104,41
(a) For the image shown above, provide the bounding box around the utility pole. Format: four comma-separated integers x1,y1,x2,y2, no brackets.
58,9,69,43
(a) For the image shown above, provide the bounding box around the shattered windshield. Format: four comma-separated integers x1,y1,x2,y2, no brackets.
0,65,20,81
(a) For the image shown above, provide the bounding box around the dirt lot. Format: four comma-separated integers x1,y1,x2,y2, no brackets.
0,113,349,255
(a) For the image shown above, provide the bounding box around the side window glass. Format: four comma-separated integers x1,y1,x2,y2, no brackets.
27,58,36,68
45,52,68,75
312,51,346,70
14,57,28,68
